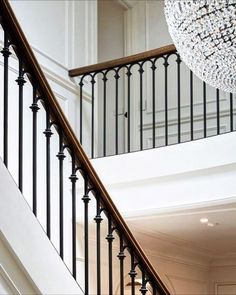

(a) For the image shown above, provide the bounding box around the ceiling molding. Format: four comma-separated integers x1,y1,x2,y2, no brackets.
123,197,236,220
145,249,210,271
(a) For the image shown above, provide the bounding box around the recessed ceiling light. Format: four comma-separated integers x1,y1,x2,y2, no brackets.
200,218,208,223
207,222,214,227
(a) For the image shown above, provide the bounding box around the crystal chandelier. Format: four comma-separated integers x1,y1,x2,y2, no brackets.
164,0,236,93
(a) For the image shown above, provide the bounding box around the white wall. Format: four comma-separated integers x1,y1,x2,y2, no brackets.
9,0,97,141
0,159,83,295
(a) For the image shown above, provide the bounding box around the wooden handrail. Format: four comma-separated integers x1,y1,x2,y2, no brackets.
0,1,170,294
69,44,176,77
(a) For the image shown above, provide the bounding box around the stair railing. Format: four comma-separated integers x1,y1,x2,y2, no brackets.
69,41,235,159
0,1,170,294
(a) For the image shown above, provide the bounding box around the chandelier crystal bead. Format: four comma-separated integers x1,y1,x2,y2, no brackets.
164,0,236,93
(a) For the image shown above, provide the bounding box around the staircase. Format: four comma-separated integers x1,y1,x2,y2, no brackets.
0,1,170,294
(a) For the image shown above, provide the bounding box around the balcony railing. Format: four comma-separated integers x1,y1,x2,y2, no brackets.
69,45,236,159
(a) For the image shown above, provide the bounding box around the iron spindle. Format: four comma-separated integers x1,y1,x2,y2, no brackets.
115,71,120,155
190,71,194,141
103,74,107,157
94,196,103,295
216,88,220,134
203,82,207,138
44,111,53,238
1,32,11,167
177,55,181,143
151,63,157,148
30,86,39,216
127,68,132,153
117,234,125,295
106,216,114,295
82,177,90,295
57,132,65,259
16,60,26,192
140,270,148,295
152,287,157,295
139,65,144,150
129,252,137,295
164,59,169,146
79,81,84,144
69,155,78,279
230,93,233,132
91,76,95,158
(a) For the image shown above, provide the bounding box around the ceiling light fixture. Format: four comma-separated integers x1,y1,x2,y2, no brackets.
200,218,209,223
164,1,236,93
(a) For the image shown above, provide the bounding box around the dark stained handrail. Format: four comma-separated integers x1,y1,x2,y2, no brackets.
69,44,176,77
0,0,170,293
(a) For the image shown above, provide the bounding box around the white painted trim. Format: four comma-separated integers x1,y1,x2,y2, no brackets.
0,265,21,295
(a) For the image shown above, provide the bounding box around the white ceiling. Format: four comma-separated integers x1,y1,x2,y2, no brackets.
126,202,236,261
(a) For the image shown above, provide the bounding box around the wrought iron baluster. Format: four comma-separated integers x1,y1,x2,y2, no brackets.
117,234,125,295
176,55,181,143
30,85,39,216
1,32,11,167
94,196,103,295
115,71,120,155
164,58,169,146
190,70,194,141
126,68,132,153
44,111,53,238
79,80,84,144
216,88,220,134
139,64,144,151
16,60,26,192
129,252,137,295
91,75,96,158
69,155,78,279
82,177,90,295
103,73,107,157
203,82,207,138
57,132,65,259
230,93,233,132
151,62,157,148
106,216,114,295
140,270,148,295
